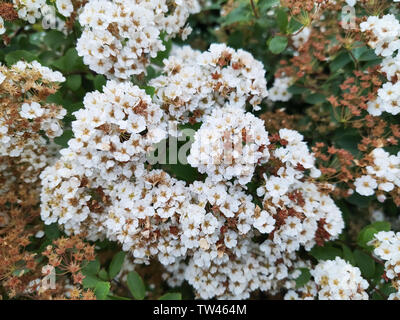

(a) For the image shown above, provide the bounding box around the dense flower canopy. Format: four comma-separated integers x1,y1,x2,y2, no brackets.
1,0,400,301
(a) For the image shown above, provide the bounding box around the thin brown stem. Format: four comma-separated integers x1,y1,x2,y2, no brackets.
250,0,259,19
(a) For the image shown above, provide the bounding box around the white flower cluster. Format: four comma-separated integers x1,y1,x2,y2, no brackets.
161,129,343,299
268,76,293,102
312,257,369,300
12,0,73,31
188,106,270,185
360,14,400,58
354,148,400,200
0,61,66,157
40,80,169,240
0,139,59,196
362,14,400,116
368,80,400,116
104,169,194,265
370,231,400,299
34,37,346,299
11,60,66,83
286,257,369,300
67,80,166,178
150,44,268,133
165,241,310,299
255,129,343,253
76,0,200,80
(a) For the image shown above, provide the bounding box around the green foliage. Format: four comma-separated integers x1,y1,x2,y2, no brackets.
268,36,288,54
295,268,311,288
309,243,342,261
108,251,126,280
94,281,111,300
127,271,146,300
220,2,252,27
353,250,375,279
357,222,391,250
5,50,36,65
158,293,182,300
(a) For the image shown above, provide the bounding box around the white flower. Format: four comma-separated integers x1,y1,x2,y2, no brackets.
0,17,5,35
20,102,44,119
56,0,73,17
354,175,377,196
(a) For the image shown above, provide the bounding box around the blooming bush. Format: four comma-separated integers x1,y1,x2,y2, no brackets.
1,0,400,301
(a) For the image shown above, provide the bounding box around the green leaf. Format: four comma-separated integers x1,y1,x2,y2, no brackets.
305,93,326,104
108,251,126,280
380,282,396,296
5,50,37,66
127,271,146,300
295,268,311,288
107,295,132,300
330,52,351,72
220,3,252,27
98,268,109,281
52,48,85,72
43,30,66,50
144,85,155,98
44,223,61,240
346,192,372,208
358,48,379,62
357,221,391,250
93,75,106,91
309,244,342,261
288,85,306,95
288,18,303,33
94,281,111,300
268,36,288,54
354,250,375,278
276,8,288,33
54,130,73,148
334,128,361,157
341,244,356,266
66,74,82,91
151,33,172,66
369,221,391,232
82,259,100,277
82,275,101,289
158,293,182,300
259,0,280,12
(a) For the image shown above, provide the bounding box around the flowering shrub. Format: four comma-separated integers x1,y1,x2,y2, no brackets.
1,0,400,301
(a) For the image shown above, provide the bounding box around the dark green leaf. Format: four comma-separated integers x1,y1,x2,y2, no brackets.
330,52,351,72
93,75,106,91
276,8,288,33
5,50,37,66
354,250,375,278
127,271,146,300
108,251,126,280
54,130,73,148
158,293,182,300
82,259,100,277
66,74,82,91
82,275,101,289
94,281,111,300
341,244,356,266
295,268,311,288
305,93,326,104
98,268,109,281
268,36,288,54
44,223,61,240
309,245,342,261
